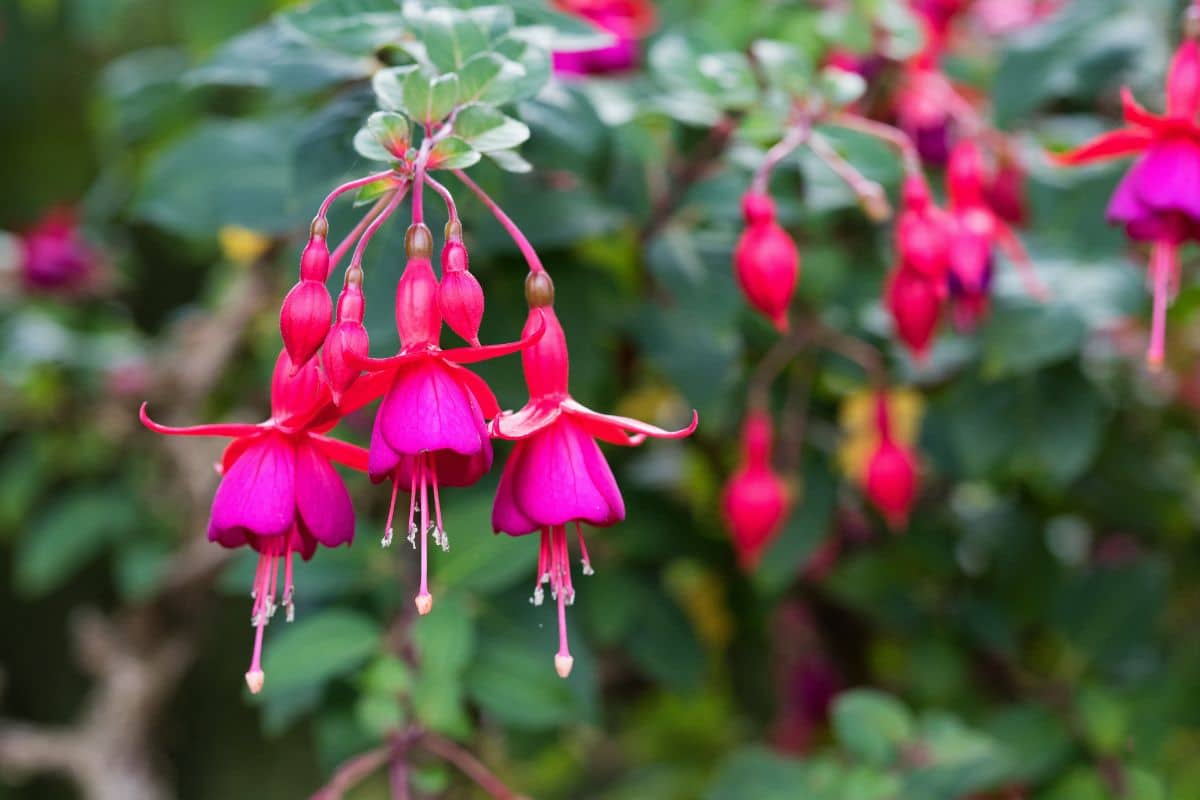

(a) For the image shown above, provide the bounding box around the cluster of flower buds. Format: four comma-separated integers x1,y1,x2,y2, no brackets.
1053,2,1200,369
142,144,696,691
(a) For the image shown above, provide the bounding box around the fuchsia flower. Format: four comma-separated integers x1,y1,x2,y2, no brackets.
721,411,790,570
490,271,697,677
1053,35,1200,368
16,208,101,292
733,192,800,332
551,0,656,76
863,393,918,530
141,349,369,694
347,224,542,615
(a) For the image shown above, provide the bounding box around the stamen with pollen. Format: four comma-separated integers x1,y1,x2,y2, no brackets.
406,468,418,548
382,479,399,547
575,522,594,576
414,454,433,615
536,525,575,678
431,467,448,551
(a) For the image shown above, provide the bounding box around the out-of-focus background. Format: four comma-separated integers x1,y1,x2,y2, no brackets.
2,0,1200,798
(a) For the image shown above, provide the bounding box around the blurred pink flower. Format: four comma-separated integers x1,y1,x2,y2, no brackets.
552,0,656,76
18,208,101,292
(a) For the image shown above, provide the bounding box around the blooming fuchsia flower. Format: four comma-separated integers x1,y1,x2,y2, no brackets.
491,271,697,678
551,0,656,76
1052,34,1200,368
345,224,543,616
140,349,369,694
16,207,101,292
721,411,790,570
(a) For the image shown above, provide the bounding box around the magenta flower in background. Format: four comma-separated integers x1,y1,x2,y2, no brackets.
17,208,101,292
491,278,697,678
551,0,656,76
141,349,369,694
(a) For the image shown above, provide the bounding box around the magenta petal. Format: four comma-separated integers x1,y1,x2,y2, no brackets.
295,440,355,548
491,401,562,440
512,418,624,530
208,435,296,540
379,361,487,456
1135,140,1200,220
492,440,539,535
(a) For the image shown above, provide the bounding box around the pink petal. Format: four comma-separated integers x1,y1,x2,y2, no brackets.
295,440,355,548
209,435,296,541
1050,127,1152,166
140,403,263,438
377,360,488,456
442,311,545,365
510,418,624,530
490,400,562,440
444,361,501,419
492,440,539,535
561,398,698,440
311,434,371,472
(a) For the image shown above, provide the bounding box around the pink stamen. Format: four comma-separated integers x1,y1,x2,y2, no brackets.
431,465,447,551
283,530,296,622
245,617,266,694
531,529,549,605
1148,240,1175,370
415,454,433,615
575,522,594,576
406,467,418,548
383,478,400,547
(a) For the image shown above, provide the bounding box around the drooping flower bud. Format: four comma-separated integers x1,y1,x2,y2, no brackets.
733,192,800,332
722,411,790,569
280,280,333,368
437,229,484,347
864,394,918,529
886,267,941,361
324,266,369,403
299,218,331,281
395,223,442,348
947,140,988,206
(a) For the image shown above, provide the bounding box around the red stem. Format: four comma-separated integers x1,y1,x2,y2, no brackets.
330,191,396,273
424,174,459,224
309,746,389,800
318,171,398,218
752,122,810,196
349,181,410,269
419,732,525,800
452,170,545,274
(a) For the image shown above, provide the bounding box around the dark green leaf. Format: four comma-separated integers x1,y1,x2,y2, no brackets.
832,690,914,766
257,609,381,698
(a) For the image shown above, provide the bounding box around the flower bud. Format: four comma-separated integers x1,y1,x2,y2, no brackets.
405,222,433,259
280,279,333,368
947,140,987,206
323,267,368,402
741,192,776,226
986,160,1028,228
886,267,941,361
438,241,484,347
271,347,328,421
395,254,441,348
299,223,330,282
865,439,918,530
722,411,790,569
733,194,799,332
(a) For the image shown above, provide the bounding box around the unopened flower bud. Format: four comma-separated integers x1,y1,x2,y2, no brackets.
405,223,433,260
280,280,333,367
525,270,555,308
886,267,941,361
734,192,800,332
722,411,791,569
299,229,330,283
323,268,368,402
741,192,776,225
439,241,484,346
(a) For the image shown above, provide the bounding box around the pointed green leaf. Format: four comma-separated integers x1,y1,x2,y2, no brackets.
464,5,515,40
426,72,460,122
353,126,393,162
458,52,526,104
372,64,420,112
453,105,529,152
422,7,489,72
366,110,411,157
429,136,481,170
486,148,533,173
354,176,398,206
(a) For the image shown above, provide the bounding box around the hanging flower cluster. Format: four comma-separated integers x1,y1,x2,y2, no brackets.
1052,3,1200,368
141,13,696,691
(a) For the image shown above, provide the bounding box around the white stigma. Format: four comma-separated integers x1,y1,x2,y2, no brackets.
554,654,574,679
245,670,265,694
414,593,434,616
581,559,595,576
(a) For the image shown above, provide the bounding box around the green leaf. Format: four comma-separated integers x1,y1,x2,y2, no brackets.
452,105,529,152
366,110,411,157
458,52,527,104
492,35,551,102
706,748,809,800
354,176,399,205
257,609,381,698
818,65,868,107
426,73,460,123
279,0,408,54
832,690,915,766
187,23,369,95
15,488,139,596
133,117,297,237
486,149,533,173
429,136,481,170
421,6,489,72
353,126,393,162
650,36,757,111
372,64,421,112
431,493,539,593
751,40,813,95
981,303,1085,378
413,594,475,674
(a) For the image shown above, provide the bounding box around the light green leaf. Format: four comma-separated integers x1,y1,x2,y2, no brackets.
353,126,393,162
486,148,533,173
458,52,527,104
832,690,915,766
751,39,813,95
366,110,411,157
818,65,867,107
453,105,529,152
421,6,489,72
372,64,421,112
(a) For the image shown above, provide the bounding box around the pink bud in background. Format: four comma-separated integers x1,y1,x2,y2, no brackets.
986,159,1029,228
886,267,941,361
722,411,790,570
17,208,101,292
733,192,800,332
438,239,484,347
864,394,918,530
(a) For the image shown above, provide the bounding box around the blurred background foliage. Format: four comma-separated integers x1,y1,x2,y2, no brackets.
2,0,1200,798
